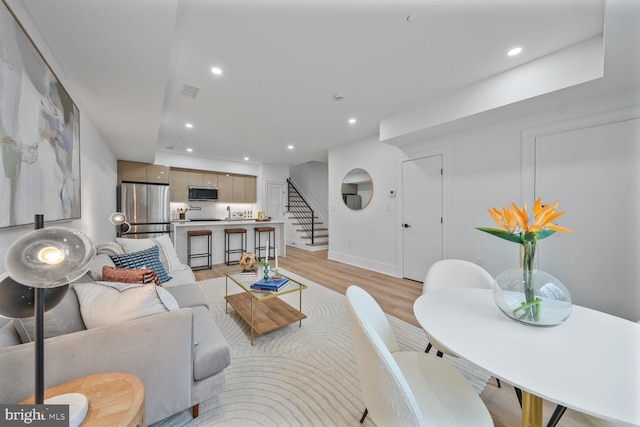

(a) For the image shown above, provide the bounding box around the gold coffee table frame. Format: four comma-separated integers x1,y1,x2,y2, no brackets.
225,270,307,345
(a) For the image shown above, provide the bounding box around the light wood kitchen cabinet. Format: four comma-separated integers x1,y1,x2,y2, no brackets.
118,161,169,184
119,161,147,183
232,175,246,202
231,175,257,203
169,169,189,202
146,164,170,184
245,176,257,202
217,173,233,202
203,172,218,187
166,166,254,203
188,171,204,186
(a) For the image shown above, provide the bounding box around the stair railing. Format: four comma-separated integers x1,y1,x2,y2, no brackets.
286,178,315,244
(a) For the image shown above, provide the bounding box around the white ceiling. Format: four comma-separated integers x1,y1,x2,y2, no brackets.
19,0,604,166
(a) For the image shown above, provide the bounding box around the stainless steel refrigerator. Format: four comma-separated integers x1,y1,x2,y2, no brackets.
343,194,362,210
119,182,171,239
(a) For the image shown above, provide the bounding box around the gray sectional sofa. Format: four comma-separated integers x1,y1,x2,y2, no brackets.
0,237,231,424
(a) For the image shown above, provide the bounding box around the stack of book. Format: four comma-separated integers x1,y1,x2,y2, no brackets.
240,269,258,279
250,277,289,292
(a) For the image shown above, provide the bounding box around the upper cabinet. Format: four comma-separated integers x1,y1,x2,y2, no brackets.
232,175,257,203
118,161,169,184
169,168,189,202
119,163,257,203
203,172,218,187
244,176,257,203
217,173,233,202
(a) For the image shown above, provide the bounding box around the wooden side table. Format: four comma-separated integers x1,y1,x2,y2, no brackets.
21,372,145,427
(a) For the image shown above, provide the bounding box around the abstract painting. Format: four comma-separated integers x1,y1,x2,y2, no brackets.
0,0,81,228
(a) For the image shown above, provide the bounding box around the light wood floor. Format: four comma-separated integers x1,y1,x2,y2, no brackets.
196,246,593,427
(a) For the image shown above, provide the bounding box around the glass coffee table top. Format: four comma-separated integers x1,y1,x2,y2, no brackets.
224,270,307,344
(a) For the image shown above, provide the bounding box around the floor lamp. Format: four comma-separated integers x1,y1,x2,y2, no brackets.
109,211,130,236
0,214,94,427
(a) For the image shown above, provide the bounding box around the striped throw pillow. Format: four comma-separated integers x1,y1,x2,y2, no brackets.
102,266,161,286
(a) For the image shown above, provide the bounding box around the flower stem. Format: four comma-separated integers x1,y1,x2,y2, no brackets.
521,241,539,321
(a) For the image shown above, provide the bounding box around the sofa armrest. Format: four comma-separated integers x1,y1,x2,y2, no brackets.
0,308,194,424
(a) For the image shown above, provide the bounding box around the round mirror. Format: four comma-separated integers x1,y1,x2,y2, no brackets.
341,168,373,210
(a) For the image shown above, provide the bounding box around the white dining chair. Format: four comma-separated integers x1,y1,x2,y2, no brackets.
422,259,495,357
345,285,494,426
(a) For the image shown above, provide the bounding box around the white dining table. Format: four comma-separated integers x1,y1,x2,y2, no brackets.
413,289,640,427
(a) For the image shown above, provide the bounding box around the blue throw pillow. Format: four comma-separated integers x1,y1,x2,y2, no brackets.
109,246,172,283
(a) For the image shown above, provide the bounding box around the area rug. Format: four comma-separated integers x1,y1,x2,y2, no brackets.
152,269,490,427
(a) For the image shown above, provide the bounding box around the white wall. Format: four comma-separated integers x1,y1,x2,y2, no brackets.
326,0,640,319
328,135,404,275
329,90,639,319
290,161,329,223
0,0,118,274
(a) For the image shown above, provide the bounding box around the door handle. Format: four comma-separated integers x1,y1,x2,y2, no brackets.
403,223,411,228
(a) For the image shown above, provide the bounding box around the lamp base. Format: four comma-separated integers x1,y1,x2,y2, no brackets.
45,393,88,427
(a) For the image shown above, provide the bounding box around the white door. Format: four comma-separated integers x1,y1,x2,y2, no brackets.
402,155,443,282
265,181,286,221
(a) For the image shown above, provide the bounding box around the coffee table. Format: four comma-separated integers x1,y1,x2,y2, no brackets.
225,270,307,345
21,372,145,427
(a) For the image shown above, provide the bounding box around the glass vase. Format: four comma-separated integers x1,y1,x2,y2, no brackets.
493,242,572,326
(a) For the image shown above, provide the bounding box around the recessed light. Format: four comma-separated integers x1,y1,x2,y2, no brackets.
185,123,193,128
186,148,193,152
244,157,249,161
406,14,417,23
508,47,522,56
348,118,357,124
211,67,223,75
287,145,294,150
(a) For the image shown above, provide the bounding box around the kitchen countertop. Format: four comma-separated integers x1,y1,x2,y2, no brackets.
172,219,282,226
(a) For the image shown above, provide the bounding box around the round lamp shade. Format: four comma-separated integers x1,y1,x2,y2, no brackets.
0,273,69,318
4,227,95,288
109,212,126,225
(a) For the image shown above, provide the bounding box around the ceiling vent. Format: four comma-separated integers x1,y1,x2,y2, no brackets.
166,145,175,150
181,84,200,98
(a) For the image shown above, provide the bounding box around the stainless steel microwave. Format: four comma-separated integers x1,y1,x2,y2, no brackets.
188,186,218,201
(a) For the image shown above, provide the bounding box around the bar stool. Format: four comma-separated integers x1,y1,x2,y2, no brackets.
225,228,247,265
187,230,212,270
254,226,276,260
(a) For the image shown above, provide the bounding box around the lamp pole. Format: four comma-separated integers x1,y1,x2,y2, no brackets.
34,214,44,404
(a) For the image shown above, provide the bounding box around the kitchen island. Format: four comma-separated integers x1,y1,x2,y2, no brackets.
172,220,285,267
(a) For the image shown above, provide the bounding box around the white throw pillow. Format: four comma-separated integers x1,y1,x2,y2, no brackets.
88,253,116,281
151,234,185,273
116,235,184,273
74,282,179,329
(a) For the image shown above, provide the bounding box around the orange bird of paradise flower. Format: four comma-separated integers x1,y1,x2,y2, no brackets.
478,198,573,244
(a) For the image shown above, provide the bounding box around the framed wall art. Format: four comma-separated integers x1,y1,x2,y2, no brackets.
0,0,81,228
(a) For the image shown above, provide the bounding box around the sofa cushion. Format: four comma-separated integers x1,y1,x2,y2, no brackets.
13,287,86,343
191,306,231,381
116,235,185,274
74,282,179,329
110,246,171,283
161,268,196,288
165,284,209,309
0,322,21,347
102,266,161,286
88,253,116,281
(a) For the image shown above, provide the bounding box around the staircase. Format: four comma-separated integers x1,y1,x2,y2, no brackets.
286,179,329,250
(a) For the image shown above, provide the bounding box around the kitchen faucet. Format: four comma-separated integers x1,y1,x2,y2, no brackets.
227,205,231,222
